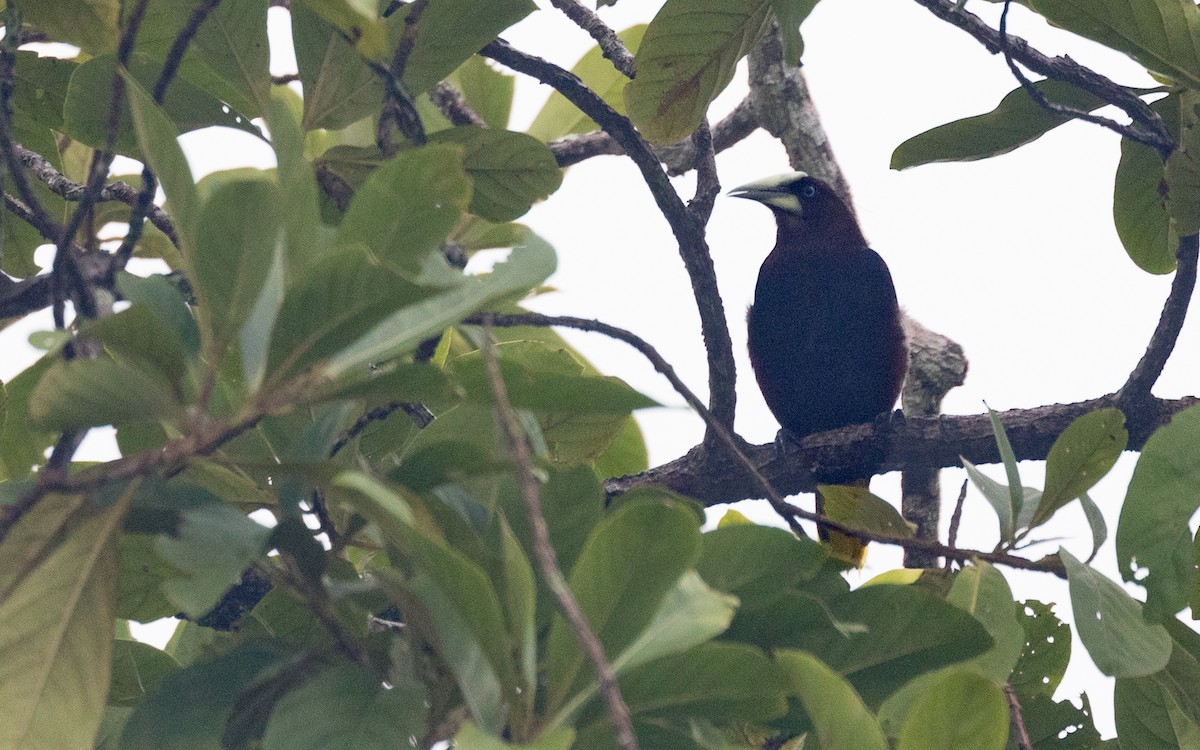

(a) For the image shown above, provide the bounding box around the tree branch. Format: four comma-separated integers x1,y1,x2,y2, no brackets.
481,39,739,439
1119,233,1199,405
430,81,487,126
479,325,639,750
547,0,635,79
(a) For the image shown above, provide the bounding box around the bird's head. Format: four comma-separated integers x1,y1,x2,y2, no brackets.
728,172,865,250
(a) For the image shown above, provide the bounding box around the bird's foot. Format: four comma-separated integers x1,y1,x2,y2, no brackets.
873,409,906,437
774,428,803,455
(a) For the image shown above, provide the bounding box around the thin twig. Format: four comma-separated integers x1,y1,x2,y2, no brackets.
548,0,635,78
687,120,719,224
478,324,640,750
430,81,487,127
1119,234,1199,404
377,0,429,154
946,479,968,557
913,0,1172,157
481,40,738,439
272,72,300,85
1005,684,1035,750
997,0,1168,156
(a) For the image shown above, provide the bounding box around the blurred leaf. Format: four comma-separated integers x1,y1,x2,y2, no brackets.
818,484,914,538
116,533,182,623
21,0,119,54
0,490,128,750
891,80,1107,169
1009,600,1071,699
293,0,389,62
109,639,180,707
625,0,773,143
988,406,1026,529
120,643,295,748
962,457,1015,543
264,92,325,277
1114,94,1177,274
897,670,1007,750
262,664,426,750
336,144,471,280
697,523,830,607
454,723,575,750
117,273,201,357
777,650,888,750
544,499,701,716
1115,675,1200,750
393,0,536,94
769,0,821,63
428,127,563,221
1061,548,1171,677
1012,692,1109,750
499,520,538,701
292,4,385,130
1117,403,1200,620
592,416,649,478
63,53,259,159
945,562,1024,684
30,356,181,431
0,356,55,480
1033,407,1127,528
1028,0,1200,90
453,56,514,129
82,304,190,401
155,504,273,619
529,25,646,142
11,51,75,138
325,233,556,377
1079,492,1109,562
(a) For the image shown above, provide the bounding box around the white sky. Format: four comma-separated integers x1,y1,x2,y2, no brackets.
6,0,1200,739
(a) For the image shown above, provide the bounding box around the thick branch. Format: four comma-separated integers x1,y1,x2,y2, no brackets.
1119,234,1199,404
606,394,1198,504
482,40,738,437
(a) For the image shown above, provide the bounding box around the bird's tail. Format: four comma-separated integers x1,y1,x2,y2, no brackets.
815,479,870,568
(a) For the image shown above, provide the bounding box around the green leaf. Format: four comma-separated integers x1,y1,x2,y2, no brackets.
1117,403,1200,620
1061,548,1171,677
82,304,190,401
21,0,119,54
428,127,563,221
1033,407,1127,528
29,356,181,431
63,53,259,159
696,522,830,606
262,664,426,750
1115,675,1200,750
292,0,389,62
897,670,1007,750
1009,600,1071,699
988,406,1026,528
0,492,126,750
1079,492,1109,562
593,416,649,478
117,273,201,357
116,534,181,623
394,0,536,95
0,357,56,480
120,643,295,749
155,503,273,619
452,56,515,130
11,51,76,134
123,70,199,255
191,176,282,363
891,80,1108,169
544,499,702,716
499,520,538,701
769,0,821,63
109,639,180,708
1014,693,1110,749
264,92,324,277
291,4,385,131
137,0,270,118
625,0,773,143
326,232,556,377
528,25,647,142
1114,94,1177,274
777,650,888,750
336,144,471,279
1028,0,1200,90
454,723,575,750
945,562,1024,684
962,457,1015,543
817,484,914,538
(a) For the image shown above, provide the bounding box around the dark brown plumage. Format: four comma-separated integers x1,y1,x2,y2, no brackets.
731,172,908,563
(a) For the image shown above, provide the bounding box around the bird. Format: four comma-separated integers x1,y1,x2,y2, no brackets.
729,172,908,565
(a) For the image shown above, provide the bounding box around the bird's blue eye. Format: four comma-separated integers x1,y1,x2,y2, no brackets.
800,184,817,198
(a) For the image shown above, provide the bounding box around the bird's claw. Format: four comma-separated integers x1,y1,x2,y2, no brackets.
774,428,802,455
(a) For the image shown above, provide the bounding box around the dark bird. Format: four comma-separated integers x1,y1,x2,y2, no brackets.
730,172,908,564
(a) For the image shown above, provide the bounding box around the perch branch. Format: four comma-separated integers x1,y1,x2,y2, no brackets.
548,0,636,79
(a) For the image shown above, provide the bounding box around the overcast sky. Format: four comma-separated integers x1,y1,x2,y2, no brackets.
8,0,1200,737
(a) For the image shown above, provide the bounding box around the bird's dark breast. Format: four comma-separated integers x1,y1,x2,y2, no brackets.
747,247,906,437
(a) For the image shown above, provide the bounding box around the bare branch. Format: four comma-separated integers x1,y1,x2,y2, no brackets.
479,324,640,750
1119,234,1199,405
548,0,636,79
481,39,739,438
430,81,487,127
687,120,719,224
377,0,429,153
912,0,1173,157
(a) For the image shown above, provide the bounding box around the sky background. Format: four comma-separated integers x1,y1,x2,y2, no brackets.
7,0,1200,738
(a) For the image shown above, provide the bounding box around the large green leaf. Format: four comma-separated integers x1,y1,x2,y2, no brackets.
292,4,385,131
11,52,76,133
393,0,536,95
81,303,190,402
0,492,126,750
137,0,271,118
21,0,119,54
891,80,1108,169
529,25,646,142
625,0,774,143
897,670,1007,750
1009,600,1071,699
1061,548,1171,677
428,127,563,221
63,53,260,159
261,664,427,750
1117,404,1200,620
544,499,702,716
452,56,515,130
29,356,181,431
1114,94,1177,274
945,563,1024,684
109,639,180,708
696,523,830,606
1032,408,1127,528
777,650,888,750
1029,0,1200,90
454,723,575,750
1115,676,1200,750
293,0,389,63
264,93,325,278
